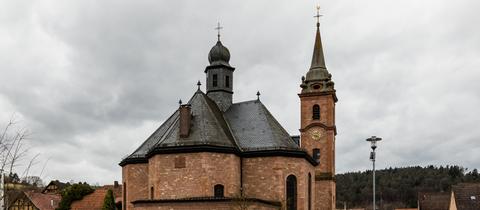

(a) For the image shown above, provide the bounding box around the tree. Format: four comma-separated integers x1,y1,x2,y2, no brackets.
102,189,115,210
56,183,94,210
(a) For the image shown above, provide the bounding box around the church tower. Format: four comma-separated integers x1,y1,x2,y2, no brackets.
299,7,337,210
205,24,235,111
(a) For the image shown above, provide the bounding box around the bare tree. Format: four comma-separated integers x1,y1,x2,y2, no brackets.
0,115,44,209
0,115,32,174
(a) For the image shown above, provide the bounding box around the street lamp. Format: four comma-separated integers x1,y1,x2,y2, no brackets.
366,136,382,210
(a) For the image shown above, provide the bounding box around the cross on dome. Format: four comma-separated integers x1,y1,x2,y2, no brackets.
215,22,223,41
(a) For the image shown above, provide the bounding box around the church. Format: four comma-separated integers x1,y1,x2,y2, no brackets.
120,10,338,210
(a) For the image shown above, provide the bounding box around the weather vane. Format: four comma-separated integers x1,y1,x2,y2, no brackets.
314,5,323,27
215,22,223,41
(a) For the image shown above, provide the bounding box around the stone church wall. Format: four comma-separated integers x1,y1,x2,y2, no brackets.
242,156,315,210
315,180,335,210
148,152,241,199
132,201,279,210
123,163,149,210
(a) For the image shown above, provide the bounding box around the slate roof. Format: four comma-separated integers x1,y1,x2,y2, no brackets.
224,100,299,151
121,91,304,165
452,183,480,210
418,192,451,210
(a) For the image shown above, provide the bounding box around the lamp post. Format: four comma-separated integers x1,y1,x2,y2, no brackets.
366,136,382,210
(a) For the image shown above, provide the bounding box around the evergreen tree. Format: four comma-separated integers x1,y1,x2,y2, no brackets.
102,189,116,210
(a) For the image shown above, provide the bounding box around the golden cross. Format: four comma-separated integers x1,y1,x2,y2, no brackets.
215,22,223,41
314,5,323,26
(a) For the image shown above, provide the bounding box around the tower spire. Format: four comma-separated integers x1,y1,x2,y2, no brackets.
310,5,326,70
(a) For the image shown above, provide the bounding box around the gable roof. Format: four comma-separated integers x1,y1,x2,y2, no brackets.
70,185,122,210
42,180,69,194
120,91,308,166
24,191,61,210
418,192,451,210
452,183,480,210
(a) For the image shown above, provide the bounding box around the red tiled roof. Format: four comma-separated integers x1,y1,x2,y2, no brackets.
70,185,122,210
418,192,450,210
24,191,61,210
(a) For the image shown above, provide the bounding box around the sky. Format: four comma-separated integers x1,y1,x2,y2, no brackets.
0,0,479,185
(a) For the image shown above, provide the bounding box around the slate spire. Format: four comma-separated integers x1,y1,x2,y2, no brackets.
300,7,336,97
310,20,326,70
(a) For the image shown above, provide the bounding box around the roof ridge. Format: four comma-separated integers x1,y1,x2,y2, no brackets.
231,99,258,105
127,110,179,158
200,93,238,148
257,102,300,149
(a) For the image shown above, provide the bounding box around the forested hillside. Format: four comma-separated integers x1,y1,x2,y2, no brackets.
336,165,480,209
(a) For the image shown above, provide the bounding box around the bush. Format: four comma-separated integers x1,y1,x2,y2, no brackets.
56,183,94,210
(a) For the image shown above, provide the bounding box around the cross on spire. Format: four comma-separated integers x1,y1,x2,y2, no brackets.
314,5,323,27
215,22,223,41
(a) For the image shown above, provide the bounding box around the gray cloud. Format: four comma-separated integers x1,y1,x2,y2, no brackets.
0,0,479,184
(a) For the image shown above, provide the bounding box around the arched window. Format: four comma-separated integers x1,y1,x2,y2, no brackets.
308,173,312,210
286,175,297,210
214,184,224,197
312,105,320,120
225,76,230,88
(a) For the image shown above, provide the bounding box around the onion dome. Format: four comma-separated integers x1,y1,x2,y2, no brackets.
208,41,231,66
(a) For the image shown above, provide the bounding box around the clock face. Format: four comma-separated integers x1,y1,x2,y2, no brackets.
309,128,324,141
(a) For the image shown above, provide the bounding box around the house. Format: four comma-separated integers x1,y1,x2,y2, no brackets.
418,183,480,210
70,182,122,210
8,190,61,210
42,180,70,194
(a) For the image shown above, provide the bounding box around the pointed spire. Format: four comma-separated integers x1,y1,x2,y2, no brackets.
197,80,201,91
310,6,326,70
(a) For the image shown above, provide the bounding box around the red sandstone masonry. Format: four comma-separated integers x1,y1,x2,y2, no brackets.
133,201,279,210
123,163,149,210
242,156,316,210
148,153,241,199
300,93,337,210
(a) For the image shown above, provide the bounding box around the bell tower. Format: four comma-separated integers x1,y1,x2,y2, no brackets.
299,7,337,210
205,23,235,112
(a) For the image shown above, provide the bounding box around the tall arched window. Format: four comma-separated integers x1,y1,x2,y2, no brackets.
312,105,320,120
286,175,297,210
214,184,224,197
308,173,312,210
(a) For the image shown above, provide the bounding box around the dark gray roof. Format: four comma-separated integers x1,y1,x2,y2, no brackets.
154,91,236,149
122,91,302,164
452,183,480,210
224,100,300,151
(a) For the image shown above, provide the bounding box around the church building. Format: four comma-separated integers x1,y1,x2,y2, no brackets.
120,11,338,210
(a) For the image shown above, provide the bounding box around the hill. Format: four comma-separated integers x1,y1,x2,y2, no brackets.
336,165,480,209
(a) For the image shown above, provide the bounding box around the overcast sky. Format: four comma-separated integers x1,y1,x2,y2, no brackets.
0,0,479,185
